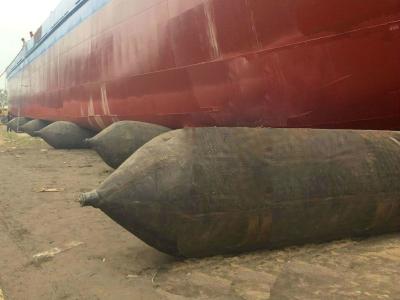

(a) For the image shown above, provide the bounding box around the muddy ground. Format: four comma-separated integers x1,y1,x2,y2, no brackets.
0,124,399,300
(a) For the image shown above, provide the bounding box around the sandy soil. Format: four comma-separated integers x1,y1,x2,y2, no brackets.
0,124,399,300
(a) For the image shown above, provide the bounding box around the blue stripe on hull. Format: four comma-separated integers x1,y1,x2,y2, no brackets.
6,0,112,79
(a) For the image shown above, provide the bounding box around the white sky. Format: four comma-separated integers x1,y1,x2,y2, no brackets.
0,0,60,88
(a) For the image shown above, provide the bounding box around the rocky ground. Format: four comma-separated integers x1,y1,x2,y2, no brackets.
0,124,399,300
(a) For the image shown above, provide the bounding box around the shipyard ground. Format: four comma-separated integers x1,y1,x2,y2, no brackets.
0,125,400,300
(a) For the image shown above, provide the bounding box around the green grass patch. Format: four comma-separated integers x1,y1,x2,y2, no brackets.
0,125,46,149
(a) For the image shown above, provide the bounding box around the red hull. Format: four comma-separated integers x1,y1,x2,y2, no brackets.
7,0,400,130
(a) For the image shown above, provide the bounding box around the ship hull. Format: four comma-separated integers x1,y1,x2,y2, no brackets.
7,0,400,130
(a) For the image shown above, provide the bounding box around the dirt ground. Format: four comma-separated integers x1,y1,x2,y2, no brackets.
0,124,400,300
